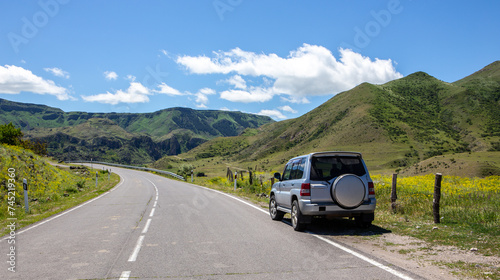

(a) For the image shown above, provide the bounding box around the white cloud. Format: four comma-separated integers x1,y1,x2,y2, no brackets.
44,67,70,79
226,75,246,89
154,82,214,107
195,87,215,107
0,65,71,100
258,109,287,120
220,87,275,103
256,105,297,120
280,96,310,104
104,71,118,80
160,49,174,59
155,83,184,96
278,105,297,114
176,44,402,103
82,82,151,105
125,75,136,82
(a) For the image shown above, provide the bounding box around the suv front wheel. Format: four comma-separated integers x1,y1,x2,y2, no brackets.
269,195,285,221
291,200,306,231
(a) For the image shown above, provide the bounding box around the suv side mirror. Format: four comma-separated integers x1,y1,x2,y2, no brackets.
274,172,281,181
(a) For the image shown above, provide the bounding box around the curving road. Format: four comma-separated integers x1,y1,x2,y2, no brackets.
1,164,421,279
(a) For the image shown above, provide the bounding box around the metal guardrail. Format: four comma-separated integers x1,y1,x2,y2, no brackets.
66,160,185,181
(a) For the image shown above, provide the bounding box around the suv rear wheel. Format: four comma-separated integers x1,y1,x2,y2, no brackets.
291,200,306,231
355,213,374,228
269,195,285,221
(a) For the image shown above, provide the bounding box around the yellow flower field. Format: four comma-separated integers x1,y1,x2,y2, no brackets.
372,174,499,242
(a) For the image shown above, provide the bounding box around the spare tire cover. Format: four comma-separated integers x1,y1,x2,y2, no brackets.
331,174,366,209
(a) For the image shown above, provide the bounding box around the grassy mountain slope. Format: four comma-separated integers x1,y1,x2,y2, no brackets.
451,61,500,141
0,144,119,234
0,100,274,164
160,61,500,177
25,118,162,164
0,100,273,140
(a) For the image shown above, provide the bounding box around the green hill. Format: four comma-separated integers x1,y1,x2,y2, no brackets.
159,61,500,178
0,144,120,234
0,101,274,164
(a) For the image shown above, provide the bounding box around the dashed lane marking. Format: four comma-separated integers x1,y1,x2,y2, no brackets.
119,270,131,280
142,219,152,234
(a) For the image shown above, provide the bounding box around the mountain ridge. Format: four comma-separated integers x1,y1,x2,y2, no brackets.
166,61,500,177
2,61,499,176
0,99,274,164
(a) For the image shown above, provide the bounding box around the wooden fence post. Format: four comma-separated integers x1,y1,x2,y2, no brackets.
433,173,442,224
260,175,263,193
226,168,233,182
391,173,398,212
234,171,237,191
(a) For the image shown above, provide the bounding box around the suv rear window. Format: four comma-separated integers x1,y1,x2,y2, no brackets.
310,155,366,181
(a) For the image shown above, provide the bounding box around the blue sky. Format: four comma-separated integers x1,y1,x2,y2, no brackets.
1,0,499,120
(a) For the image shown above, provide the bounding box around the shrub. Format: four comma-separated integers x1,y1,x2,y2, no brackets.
76,180,85,189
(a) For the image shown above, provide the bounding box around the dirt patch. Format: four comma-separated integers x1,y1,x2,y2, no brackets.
331,232,500,279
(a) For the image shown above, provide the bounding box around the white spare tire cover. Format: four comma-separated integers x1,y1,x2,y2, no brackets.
331,174,366,209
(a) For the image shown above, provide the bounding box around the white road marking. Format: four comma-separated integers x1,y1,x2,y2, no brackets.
126,176,159,265
119,270,131,280
1,178,124,241
142,219,152,234
312,234,414,280
57,165,411,279
128,235,145,262
189,182,414,280
191,183,268,214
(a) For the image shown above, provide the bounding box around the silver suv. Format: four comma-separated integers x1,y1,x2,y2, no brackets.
269,152,376,231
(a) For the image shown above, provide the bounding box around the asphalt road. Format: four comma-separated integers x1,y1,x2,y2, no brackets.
2,164,422,280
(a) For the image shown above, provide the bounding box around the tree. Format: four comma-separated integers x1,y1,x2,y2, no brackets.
178,163,194,178
0,122,23,145
0,123,47,155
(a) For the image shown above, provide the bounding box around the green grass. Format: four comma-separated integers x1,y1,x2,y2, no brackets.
372,174,499,279
372,174,499,254
187,172,275,208
434,260,499,279
0,144,120,236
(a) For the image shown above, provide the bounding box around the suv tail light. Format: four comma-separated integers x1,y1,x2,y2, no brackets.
368,182,375,196
300,183,311,196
